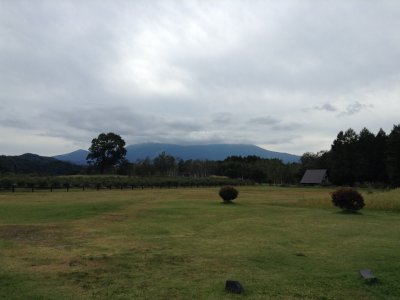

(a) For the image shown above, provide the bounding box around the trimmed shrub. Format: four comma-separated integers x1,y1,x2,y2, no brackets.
331,188,365,212
219,186,239,203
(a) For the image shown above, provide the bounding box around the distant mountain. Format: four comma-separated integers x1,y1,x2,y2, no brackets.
55,143,300,165
0,153,83,175
126,143,300,163
53,149,88,165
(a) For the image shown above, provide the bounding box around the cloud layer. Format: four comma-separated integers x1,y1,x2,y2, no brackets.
1,0,400,156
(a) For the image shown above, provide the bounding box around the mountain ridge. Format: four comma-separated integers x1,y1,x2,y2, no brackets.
54,143,300,165
0,153,83,175
53,149,88,165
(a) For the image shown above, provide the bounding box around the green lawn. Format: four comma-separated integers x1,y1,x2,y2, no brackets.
0,186,399,299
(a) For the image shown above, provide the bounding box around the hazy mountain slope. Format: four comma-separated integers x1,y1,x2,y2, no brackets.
55,143,300,165
125,143,300,163
53,149,88,165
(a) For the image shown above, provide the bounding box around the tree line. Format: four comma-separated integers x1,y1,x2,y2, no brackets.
0,175,252,190
2,125,400,187
301,125,400,186
112,153,300,184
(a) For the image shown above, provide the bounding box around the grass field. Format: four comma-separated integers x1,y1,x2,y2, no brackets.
0,186,400,299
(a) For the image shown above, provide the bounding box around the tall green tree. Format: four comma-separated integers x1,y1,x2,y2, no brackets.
386,124,400,186
356,128,377,182
300,151,329,171
153,152,176,176
374,129,388,183
87,132,127,173
135,157,154,176
329,129,359,185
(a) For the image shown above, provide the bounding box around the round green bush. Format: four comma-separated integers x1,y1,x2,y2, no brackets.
331,188,365,212
219,186,239,203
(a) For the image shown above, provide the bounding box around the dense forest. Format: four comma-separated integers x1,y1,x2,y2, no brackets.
0,153,83,175
301,124,400,187
117,153,300,184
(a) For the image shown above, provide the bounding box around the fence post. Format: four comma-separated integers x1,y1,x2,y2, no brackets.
82,185,85,191
12,185,15,193
50,186,53,192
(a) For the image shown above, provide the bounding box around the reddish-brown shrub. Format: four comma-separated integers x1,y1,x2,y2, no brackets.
219,186,239,203
331,188,365,212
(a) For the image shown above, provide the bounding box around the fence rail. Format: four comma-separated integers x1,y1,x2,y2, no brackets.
0,182,252,193
0,176,254,193
0,185,140,192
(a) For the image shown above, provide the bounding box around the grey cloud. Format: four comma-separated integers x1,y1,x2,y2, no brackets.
263,136,297,145
5,100,305,152
173,1,400,95
247,117,301,132
40,105,206,144
164,120,203,132
1,1,400,156
211,113,235,125
340,101,373,116
272,123,302,131
43,106,293,146
248,116,280,126
0,1,118,107
313,103,337,112
0,117,31,130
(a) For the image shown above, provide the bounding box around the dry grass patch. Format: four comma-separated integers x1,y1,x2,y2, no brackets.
0,224,63,245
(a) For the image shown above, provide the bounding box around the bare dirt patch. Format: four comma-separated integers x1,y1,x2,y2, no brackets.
0,225,64,246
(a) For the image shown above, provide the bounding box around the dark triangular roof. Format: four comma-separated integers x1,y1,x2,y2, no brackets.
300,169,328,184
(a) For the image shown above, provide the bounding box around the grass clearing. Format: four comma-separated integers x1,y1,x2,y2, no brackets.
0,186,400,299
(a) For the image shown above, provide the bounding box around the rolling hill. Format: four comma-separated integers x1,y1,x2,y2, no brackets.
0,153,83,175
54,143,300,165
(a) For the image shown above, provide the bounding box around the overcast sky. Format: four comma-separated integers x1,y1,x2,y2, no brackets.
1,0,400,156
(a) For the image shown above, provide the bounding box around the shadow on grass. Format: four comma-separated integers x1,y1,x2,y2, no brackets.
220,201,242,205
334,210,364,216
210,201,244,207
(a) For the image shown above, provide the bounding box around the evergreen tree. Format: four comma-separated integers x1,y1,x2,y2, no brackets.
356,128,376,182
373,129,388,183
329,129,358,185
386,125,400,186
